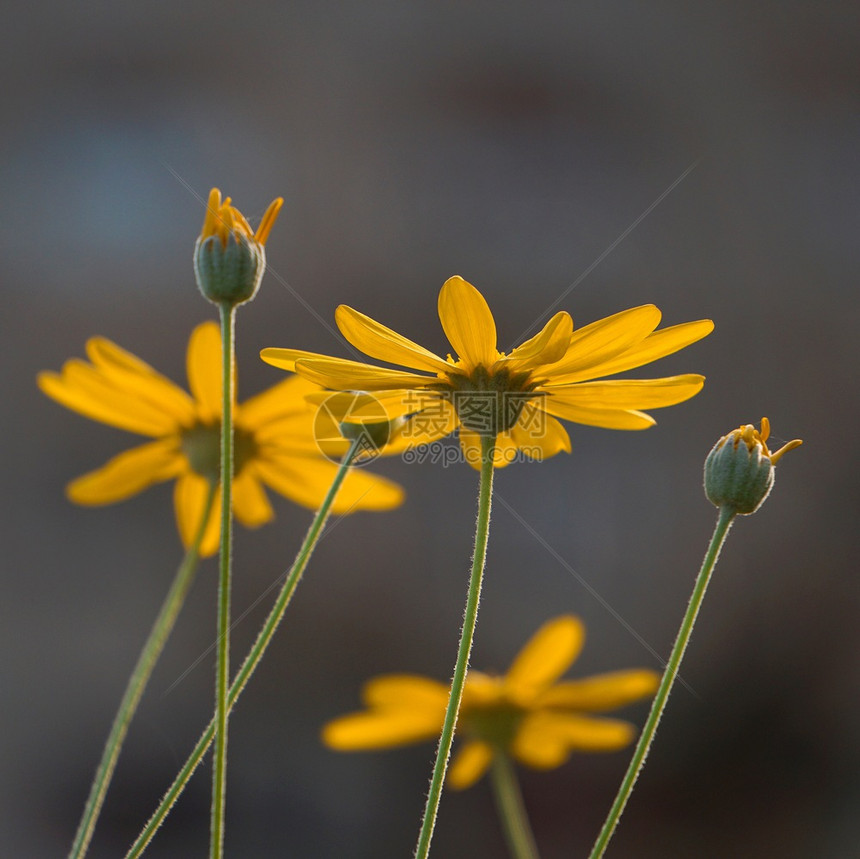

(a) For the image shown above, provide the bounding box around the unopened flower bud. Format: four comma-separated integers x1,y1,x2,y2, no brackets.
339,417,400,459
193,188,283,307
310,390,403,463
704,417,802,514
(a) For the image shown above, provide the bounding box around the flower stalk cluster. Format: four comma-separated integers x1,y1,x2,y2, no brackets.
39,183,804,859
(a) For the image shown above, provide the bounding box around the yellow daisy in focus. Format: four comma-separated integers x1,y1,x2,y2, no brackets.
38,322,404,557
261,276,713,468
323,616,658,789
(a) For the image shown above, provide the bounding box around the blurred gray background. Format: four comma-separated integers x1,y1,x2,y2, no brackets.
3,1,857,856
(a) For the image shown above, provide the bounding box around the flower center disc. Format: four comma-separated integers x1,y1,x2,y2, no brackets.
440,366,537,436
181,422,257,482
460,703,525,750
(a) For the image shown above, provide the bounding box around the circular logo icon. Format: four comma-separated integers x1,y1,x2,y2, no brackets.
312,391,390,465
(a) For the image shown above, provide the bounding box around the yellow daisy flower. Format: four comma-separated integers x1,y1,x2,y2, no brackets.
261,276,713,468
38,322,404,557
323,616,659,789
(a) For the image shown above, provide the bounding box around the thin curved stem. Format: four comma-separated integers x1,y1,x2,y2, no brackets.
414,434,495,859
490,753,540,859
211,303,236,859
67,482,218,859
124,439,361,859
588,505,736,858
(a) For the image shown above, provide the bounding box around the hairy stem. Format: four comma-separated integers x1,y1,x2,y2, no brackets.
414,435,495,859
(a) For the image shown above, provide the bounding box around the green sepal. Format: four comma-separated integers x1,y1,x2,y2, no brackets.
704,434,774,515
194,234,264,307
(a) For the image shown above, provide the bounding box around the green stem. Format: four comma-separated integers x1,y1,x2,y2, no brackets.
124,440,361,859
490,753,540,859
67,481,218,859
211,303,236,859
414,434,495,859
588,505,736,858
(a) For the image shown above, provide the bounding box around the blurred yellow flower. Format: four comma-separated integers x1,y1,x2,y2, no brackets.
323,616,658,789
38,322,404,556
261,276,713,469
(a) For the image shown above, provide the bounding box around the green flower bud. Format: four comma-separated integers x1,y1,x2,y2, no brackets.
704,418,802,514
338,417,397,460
310,390,403,463
193,188,282,307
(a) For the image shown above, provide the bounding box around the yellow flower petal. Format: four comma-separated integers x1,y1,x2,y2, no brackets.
85,338,196,426
543,375,705,410
539,670,659,712
462,671,505,708
252,414,323,449
66,439,185,505
457,428,523,470
551,318,714,384
254,196,284,246
494,431,523,468
387,398,461,452
37,364,180,437
186,322,223,423
448,741,494,790
548,714,635,750
510,404,571,461
510,718,570,769
500,311,574,371
512,711,634,769
238,374,321,427
259,347,338,373
174,472,221,557
296,358,434,392
438,276,498,369
335,305,452,373
333,467,405,513
457,428,485,470
322,709,443,750
361,675,449,711
262,350,436,392
549,305,662,377
540,400,656,430
505,616,585,705
304,389,420,421
255,454,404,512
200,188,223,244
232,468,274,527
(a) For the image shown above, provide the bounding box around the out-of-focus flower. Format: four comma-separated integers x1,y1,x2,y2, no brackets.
323,616,658,789
38,322,404,556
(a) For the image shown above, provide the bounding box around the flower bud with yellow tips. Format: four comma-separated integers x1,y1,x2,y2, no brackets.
704,417,802,514
193,188,283,307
